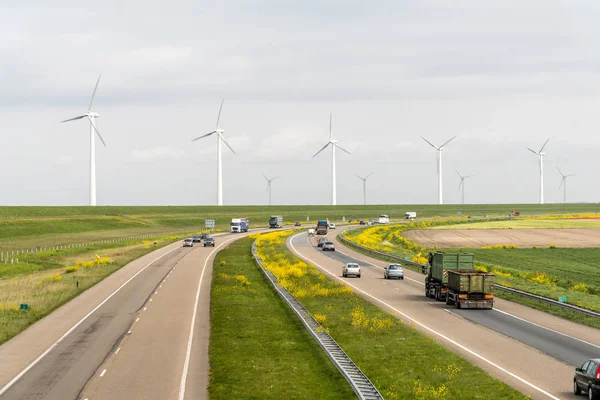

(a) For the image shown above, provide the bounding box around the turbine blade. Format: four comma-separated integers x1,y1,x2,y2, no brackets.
440,135,457,148
455,169,462,178
88,75,101,112
539,137,550,153
272,176,280,180
61,115,87,123
191,131,216,142
334,143,351,155
559,178,565,189
421,136,438,149
465,174,475,178
567,174,576,177
89,118,107,148
266,182,270,192
218,132,236,155
556,166,564,177
365,172,374,179
526,147,538,155
458,180,463,191
312,142,330,158
354,173,363,180
262,172,269,181
216,98,224,128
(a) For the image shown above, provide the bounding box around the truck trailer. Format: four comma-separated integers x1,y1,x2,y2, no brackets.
269,215,283,228
424,252,474,301
231,218,249,233
446,269,495,309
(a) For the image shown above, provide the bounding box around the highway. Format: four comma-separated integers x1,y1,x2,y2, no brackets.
289,230,600,400
0,231,254,400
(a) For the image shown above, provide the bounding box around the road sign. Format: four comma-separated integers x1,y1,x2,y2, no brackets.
443,269,447,278
205,219,215,230
558,296,567,303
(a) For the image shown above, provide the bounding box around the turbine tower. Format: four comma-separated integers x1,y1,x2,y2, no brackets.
421,136,457,204
61,75,107,206
354,172,373,206
527,138,550,204
313,114,351,205
262,173,279,206
455,169,474,205
191,99,236,206
557,167,575,204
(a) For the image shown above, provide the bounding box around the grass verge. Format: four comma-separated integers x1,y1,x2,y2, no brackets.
255,231,526,399
209,237,355,399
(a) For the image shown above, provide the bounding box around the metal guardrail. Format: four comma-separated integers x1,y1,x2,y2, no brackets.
337,230,600,320
251,241,383,400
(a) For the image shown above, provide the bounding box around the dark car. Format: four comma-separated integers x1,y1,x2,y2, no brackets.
322,242,335,251
317,237,328,248
295,221,301,227
200,233,209,240
203,237,215,247
192,235,202,243
359,220,366,225
574,359,600,398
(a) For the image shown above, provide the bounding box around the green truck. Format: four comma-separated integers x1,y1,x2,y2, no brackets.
446,270,495,309
424,252,475,301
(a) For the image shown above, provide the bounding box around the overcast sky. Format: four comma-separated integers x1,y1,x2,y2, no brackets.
2,1,600,206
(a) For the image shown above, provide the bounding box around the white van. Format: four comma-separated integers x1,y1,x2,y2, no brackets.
308,228,316,236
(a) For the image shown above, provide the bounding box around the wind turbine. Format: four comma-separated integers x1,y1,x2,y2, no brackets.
61,75,107,206
527,138,550,204
312,114,351,205
191,99,236,206
455,169,474,205
421,136,457,204
262,173,279,206
557,167,575,204
354,172,373,205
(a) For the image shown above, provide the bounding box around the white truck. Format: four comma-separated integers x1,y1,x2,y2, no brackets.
377,215,390,224
230,218,249,233
405,212,416,220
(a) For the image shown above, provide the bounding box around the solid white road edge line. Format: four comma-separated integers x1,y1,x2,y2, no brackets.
178,235,239,400
290,232,559,400
334,235,598,349
0,244,181,396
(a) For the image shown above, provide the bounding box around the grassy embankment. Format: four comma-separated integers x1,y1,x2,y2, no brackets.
243,231,525,399
209,237,355,399
343,219,600,329
0,233,188,345
2,204,600,250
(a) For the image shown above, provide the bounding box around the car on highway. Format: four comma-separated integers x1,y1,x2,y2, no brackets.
200,232,209,240
295,221,301,227
574,358,600,398
384,264,404,280
342,262,360,278
192,235,202,243
317,237,328,247
359,220,366,225
203,237,215,247
183,238,194,247
329,223,336,229
322,242,335,251
308,228,315,236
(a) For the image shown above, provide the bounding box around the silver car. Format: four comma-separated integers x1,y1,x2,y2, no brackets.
183,238,194,247
384,264,404,280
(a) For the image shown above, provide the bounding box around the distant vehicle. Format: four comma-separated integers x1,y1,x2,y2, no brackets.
377,215,390,224
269,215,283,229
359,220,366,225
328,223,336,229
203,237,215,247
183,238,194,247
322,242,335,251
511,210,521,217
200,233,209,240
192,235,202,243
574,358,600,398
231,218,249,233
446,269,494,309
342,263,360,278
316,220,328,235
405,212,417,220
317,237,328,247
384,264,404,280
425,252,474,301
295,221,301,227
308,228,316,236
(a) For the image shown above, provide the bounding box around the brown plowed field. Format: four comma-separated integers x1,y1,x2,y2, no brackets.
404,228,600,248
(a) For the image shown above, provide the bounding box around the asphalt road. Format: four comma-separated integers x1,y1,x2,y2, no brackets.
291,230,600,400
0,231,254,400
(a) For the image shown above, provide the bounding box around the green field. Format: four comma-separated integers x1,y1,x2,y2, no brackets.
430,219,600,229
253,231,525,399
209,238,355,399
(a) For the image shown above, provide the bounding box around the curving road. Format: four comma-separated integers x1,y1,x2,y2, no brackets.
0,231,257,400
289,230,600,400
